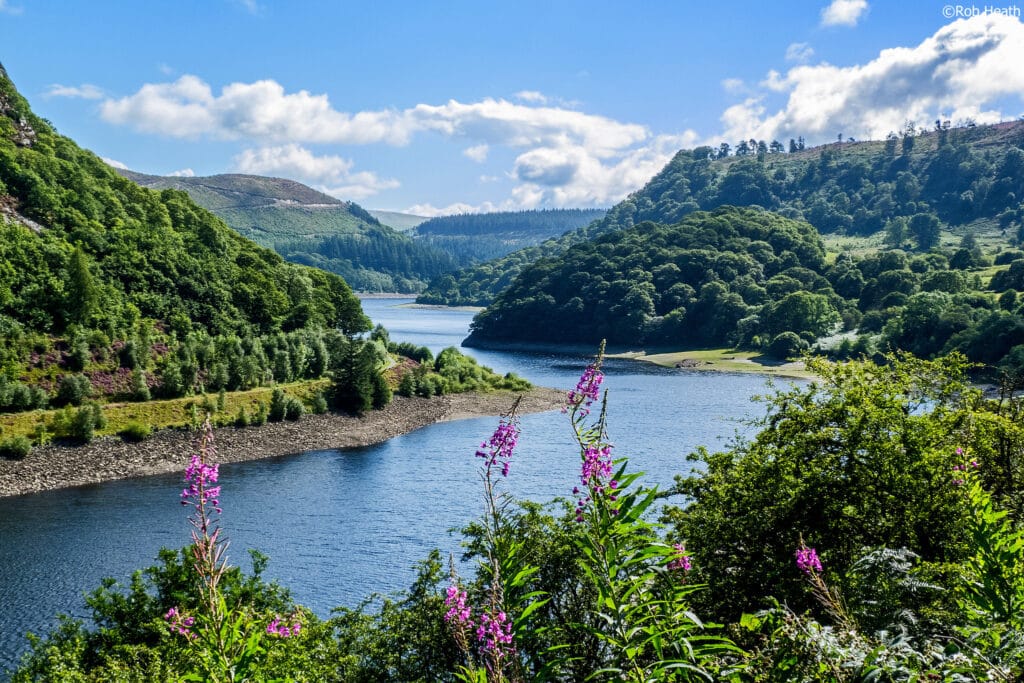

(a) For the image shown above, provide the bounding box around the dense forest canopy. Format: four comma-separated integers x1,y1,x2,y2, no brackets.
465,207,839,348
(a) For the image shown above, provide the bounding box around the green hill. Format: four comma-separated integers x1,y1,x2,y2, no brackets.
122,171,456,293
413,208,607,266
465,207,840,349
421,121,1024,306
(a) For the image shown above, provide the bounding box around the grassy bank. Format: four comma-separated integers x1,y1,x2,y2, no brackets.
0,379,331,443
608,347,813,379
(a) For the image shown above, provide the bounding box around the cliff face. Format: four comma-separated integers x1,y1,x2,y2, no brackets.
0,62,37,148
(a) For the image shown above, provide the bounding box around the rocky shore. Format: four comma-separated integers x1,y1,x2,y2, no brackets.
0,387,564,498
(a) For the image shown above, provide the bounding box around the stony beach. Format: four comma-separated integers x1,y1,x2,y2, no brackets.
0,387,564,498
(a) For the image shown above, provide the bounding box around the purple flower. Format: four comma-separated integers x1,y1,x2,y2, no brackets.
164,606,196,640
444,585,472,625
475,610,515,656
668,543,692,572
795,546,822,575
475,417,520,478
266,616,301,638
566,363,603,416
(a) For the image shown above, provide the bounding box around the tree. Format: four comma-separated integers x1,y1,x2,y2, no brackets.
666,353,981,621
909,213,941,251
64,246,97,327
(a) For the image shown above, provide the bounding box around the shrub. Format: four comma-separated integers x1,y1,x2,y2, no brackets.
766,331,808,359
268,388,287,422
283,396,304,421
54,373,92,407
120,421,152,442
0,435,32,460
234,407,249,428
252,401,268,426
310,391,328,415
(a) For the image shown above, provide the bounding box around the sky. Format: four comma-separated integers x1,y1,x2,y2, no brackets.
2,0,1024,215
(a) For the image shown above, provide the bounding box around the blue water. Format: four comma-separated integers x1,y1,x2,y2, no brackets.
0,298,787,673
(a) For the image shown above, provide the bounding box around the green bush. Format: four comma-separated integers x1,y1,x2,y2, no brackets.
0,435,32,460
268,388,287,422
283,396,304,421
234,406,250,427
310,391,328,414
119,421,152,442
252,401,269,426
54,373,92,407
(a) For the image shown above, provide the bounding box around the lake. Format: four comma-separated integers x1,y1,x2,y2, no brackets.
0,298,789,674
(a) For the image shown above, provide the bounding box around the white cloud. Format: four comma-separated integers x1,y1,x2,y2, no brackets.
820,0,868,27
785,42,815,63
100,78,645,155
720,14,1024,145
405,200,506,217
45,84,104,99
0,1,23,15
463,143,489,162
168,168,195,177
233,144,399,200
515,90,548,104
102,157,129,170
721,78,745,94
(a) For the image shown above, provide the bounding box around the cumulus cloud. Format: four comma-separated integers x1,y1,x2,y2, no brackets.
785,42,815,63
168,168,195,177
820,0,868,27
234,144,399,199
720,14,1024,145
99,76,672,208
45,83,104,99
463,143,489,162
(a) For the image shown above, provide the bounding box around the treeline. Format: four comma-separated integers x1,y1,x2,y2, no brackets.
416,208,606,237
412,208,606,270
278,226,457,293
420,120,1024,306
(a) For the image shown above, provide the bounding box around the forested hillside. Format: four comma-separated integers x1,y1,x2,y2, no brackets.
124,171,456,292
421,121,1024,306
465,207,841,350
414,208,606,265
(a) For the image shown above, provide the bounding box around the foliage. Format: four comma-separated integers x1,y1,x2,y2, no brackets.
119,420,152,442
466,207,836,348
0,433,31,459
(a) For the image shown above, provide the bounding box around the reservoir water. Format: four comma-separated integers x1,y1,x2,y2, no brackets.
0,298,788,673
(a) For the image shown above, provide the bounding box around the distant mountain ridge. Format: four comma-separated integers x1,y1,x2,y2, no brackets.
119,170,456,292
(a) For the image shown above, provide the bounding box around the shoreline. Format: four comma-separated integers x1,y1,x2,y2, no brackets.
0,387,564,499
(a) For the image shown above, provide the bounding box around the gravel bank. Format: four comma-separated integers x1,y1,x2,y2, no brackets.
0,387,564,498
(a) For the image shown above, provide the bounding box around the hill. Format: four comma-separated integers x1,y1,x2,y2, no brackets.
465,207,840,349
123,171,456,293
413,208,606,265
368,209,428,232
420,120,1024,306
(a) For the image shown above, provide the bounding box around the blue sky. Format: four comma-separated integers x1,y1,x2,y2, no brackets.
2,0,1023,214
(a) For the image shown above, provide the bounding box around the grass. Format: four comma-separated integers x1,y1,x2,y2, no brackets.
0,379,331,443
608,347,814,379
